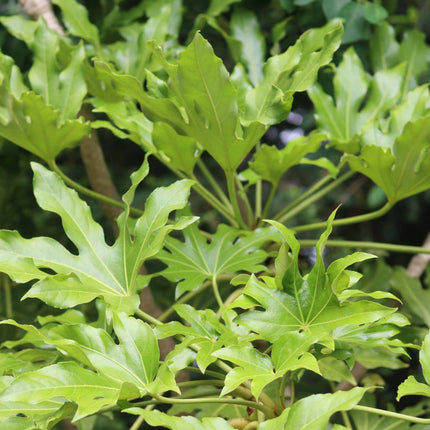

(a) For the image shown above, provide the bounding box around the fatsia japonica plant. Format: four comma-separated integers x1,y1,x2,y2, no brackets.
1,0,430,429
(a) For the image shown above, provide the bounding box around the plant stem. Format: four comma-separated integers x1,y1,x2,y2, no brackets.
262,183,277,219
135,308,162,326
299,239,430,254
255,180,262,221
226,170,247,229
236,174,254,227
50,161,142,216
212,275,224,309
293,201,394,233
352,405,430,424
274,173,335,220
277,171,355,224
154,394,276,418
2,274,13,318
184,366,226,380
196,159,232,209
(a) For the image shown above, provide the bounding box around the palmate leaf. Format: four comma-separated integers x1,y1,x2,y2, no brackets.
2,312,159,396
0,362,137,421
345,114,430,204
158,222,279,297
0,162,194,312
233,215,396,350
398,332,430,401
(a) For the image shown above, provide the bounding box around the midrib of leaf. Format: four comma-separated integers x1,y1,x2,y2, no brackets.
6,248,122,297
314,89,344,138
259,282,302,325
44,176,126,295
305,276,323,325
193,40,230,169
189,229,212,274
74,343,147,389
402,42,417,101
212,233,230,276
292,267,305,323
116,326,151,385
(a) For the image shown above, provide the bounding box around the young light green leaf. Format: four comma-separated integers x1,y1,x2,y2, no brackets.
212,346,275,398
231,8,265,86
125,408,235,430
0,163,194,312
244,19,343,125
0,15,38,47
158,223,279,297
249,133,326,184
51,0,100,46
309,48,405,152
207,0,240,15
29,22,87,122
345,114,430,203
0,90,89,162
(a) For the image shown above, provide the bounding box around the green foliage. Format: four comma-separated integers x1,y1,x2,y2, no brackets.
0,1,430,429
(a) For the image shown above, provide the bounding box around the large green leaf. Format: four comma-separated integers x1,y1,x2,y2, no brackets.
244,19,343,125
176,32,264,171
0,362,136,421
0,162,194,312
345,114,430,203
234,216,395,349
125,408,235,430
158,223,278,297
398,332,430,401
369,22,399,72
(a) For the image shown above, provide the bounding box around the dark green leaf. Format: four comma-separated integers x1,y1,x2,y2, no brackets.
338,3,371,44
363,3,388,24
159,223,278,297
